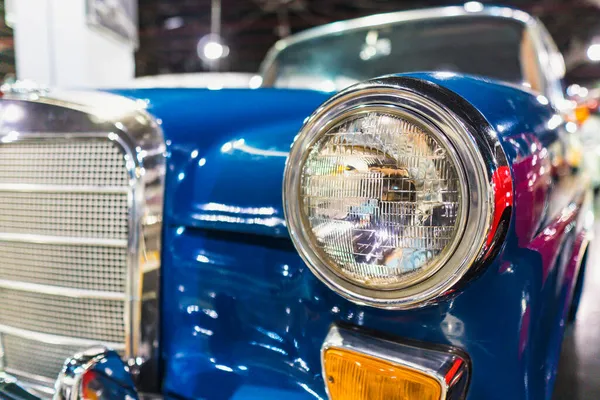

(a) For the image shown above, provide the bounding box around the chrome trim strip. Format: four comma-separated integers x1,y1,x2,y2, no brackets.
0,233,127,248
0,131,116,139
0,279,127,301
0,325,125,350
0,333,4,370
0,183,129,194
18,381,55,398
321,326,470,400
5,368,56,386
0,371,54,399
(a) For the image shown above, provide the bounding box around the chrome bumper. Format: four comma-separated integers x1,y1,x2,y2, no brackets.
0,372,41,400
1,348,139,400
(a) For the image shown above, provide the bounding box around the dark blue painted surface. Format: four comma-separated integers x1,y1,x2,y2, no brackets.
110,73,590,400
110,88,330,238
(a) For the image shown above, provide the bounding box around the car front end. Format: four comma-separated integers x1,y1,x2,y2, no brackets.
0,5,592,400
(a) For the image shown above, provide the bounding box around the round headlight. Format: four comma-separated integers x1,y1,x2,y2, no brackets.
284,77,510,308
302,111,464,289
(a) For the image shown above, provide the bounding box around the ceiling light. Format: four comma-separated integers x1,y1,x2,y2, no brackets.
566,84,581,97
164,16,184,30
197,34,229,62
588,44,600,62
204,41,224,60
464,1,484,13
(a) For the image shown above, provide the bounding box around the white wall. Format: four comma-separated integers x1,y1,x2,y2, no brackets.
13,0,135,88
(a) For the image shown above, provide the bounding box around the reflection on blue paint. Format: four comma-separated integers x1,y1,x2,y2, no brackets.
203,309,219,319
256,327,284,343
216,365,234,372
232,141,288,157
196,254,210,263
250,341,288,356
191,213,286,228
193,326,213,336
298,383,324,400
199,203,277,216
221,142,233,153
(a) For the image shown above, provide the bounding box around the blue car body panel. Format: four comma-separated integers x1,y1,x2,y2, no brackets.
109,72,589,400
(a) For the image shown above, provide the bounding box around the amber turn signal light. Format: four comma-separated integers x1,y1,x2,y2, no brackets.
323,348,442,400
574,105,591,125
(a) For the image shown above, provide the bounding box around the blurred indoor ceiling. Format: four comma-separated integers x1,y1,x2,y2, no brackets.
137,0,600,85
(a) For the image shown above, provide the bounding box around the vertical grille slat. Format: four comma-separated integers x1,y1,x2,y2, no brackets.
0,137,131,384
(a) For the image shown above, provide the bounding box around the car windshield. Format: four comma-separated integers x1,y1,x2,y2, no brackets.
263,16,531,91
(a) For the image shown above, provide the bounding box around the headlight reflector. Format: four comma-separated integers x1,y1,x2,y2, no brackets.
302,111,464,289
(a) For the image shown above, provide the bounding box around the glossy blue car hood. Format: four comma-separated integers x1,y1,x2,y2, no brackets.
109,87,332,237
110,73,553,239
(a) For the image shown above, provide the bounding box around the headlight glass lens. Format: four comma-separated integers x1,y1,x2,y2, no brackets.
301,111,463,289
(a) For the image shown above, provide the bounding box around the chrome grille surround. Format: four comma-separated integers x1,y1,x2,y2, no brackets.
0,93,166,394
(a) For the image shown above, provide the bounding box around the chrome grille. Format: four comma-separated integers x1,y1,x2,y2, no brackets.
0,136,131,383
0,289,125,342
3,335,83,382
0,242,127,292
0,192,128,239
0,140,129,186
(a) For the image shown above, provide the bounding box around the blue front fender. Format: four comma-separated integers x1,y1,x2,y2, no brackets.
110,72,591,400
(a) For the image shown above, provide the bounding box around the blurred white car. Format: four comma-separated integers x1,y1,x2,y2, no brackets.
127,72,260,89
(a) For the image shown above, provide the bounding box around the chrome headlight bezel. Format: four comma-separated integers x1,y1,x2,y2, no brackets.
284,76,510,309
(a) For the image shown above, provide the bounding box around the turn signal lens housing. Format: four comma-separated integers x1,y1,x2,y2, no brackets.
323,348,442,400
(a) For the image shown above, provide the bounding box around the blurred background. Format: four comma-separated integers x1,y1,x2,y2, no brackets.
1,0,600,94
0,1,14,81
136,0,600,89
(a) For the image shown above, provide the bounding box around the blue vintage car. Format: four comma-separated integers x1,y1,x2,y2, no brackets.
0,5,591,400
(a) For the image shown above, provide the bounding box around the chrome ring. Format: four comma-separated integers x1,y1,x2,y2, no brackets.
283,76,510,309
